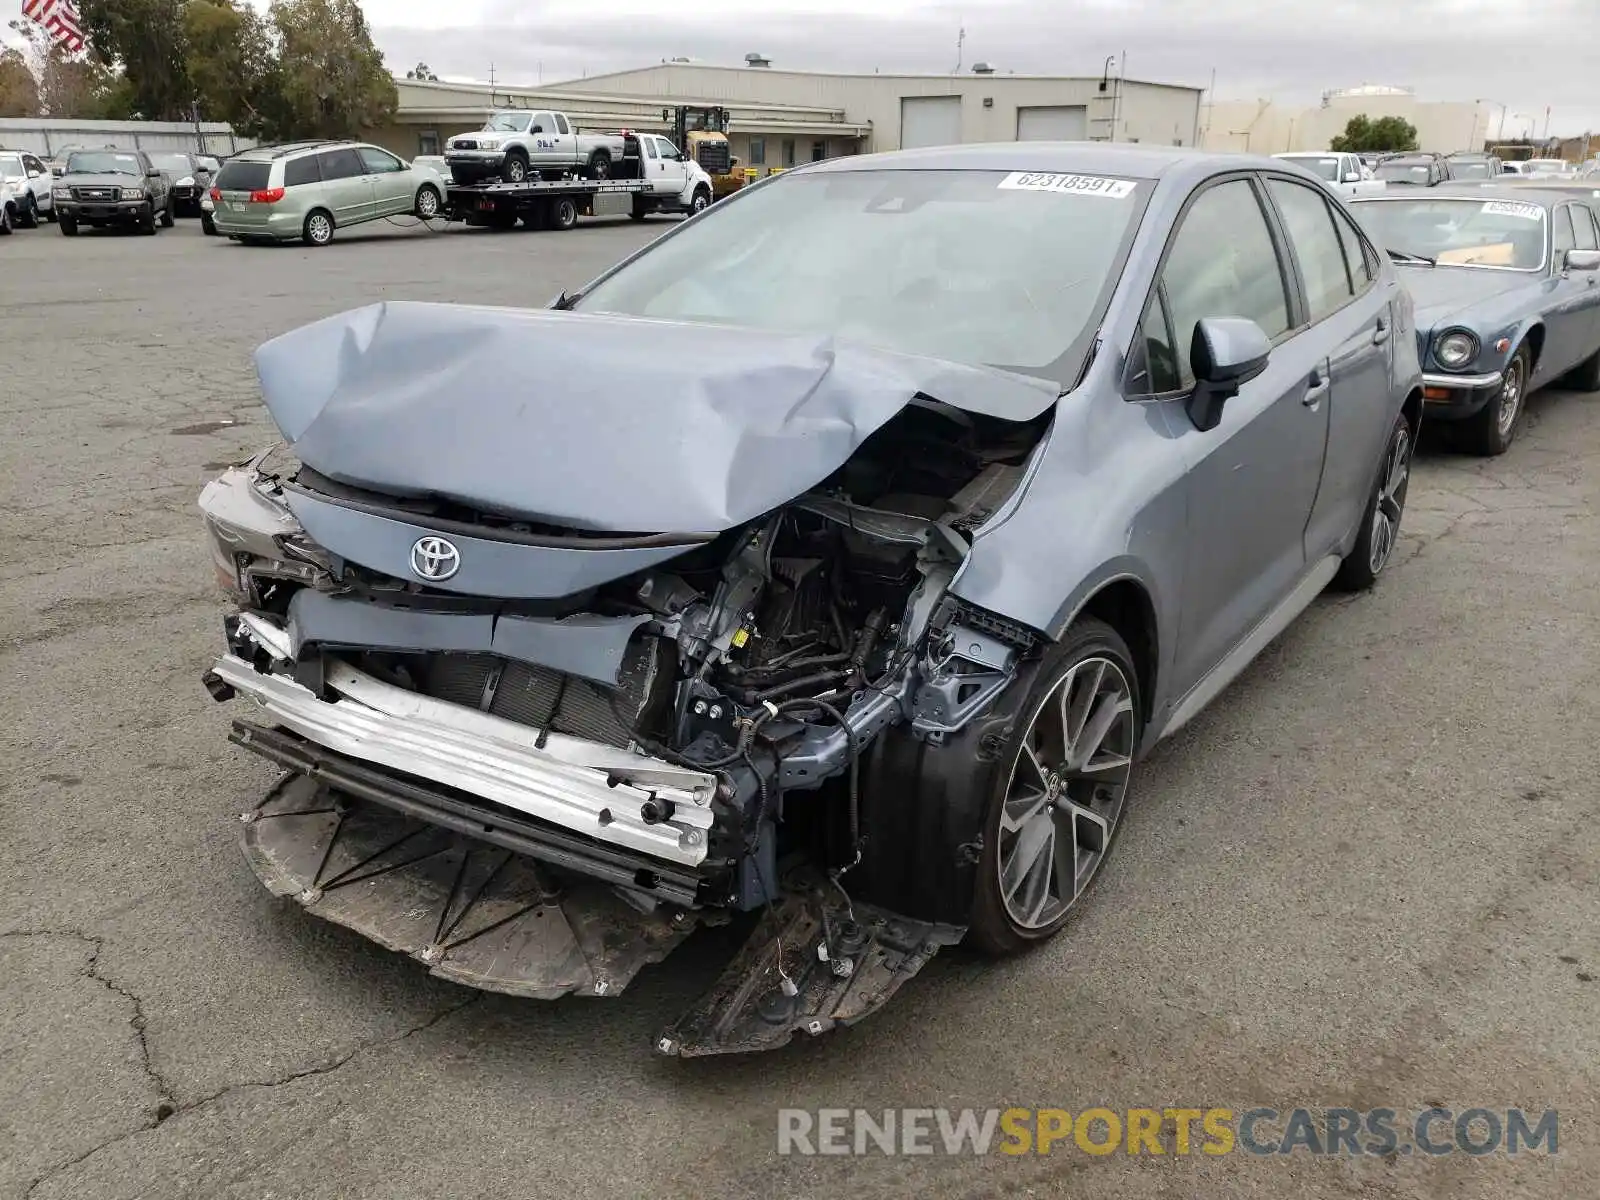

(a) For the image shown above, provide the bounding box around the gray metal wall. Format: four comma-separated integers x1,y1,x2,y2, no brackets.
0,118,251,157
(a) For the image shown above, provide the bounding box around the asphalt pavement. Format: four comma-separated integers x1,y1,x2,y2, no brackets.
0,212,1596,1200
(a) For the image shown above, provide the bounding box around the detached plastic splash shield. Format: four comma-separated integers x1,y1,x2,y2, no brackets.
240,774,701,999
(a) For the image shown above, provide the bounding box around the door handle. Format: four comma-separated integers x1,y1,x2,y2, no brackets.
1303,366,1331,408
1372,315,1390,344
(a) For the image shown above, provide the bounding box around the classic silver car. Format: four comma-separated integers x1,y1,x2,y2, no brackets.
1351,185,1600,454
200,144,1421,1055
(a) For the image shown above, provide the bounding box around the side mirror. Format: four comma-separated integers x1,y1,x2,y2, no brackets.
1187,317,1271,432
1565,249,1600,272
27,168,42,179
147,168,162,178
1343,171,1361,183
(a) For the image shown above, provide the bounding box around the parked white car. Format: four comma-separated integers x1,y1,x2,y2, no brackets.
0,148,52,223
1273,152,1385,198
446,109,629,184
0,178,18,232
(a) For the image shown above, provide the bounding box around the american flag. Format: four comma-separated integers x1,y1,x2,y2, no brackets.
19,0,86,54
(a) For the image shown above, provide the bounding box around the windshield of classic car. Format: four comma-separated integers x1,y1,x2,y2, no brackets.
484,112,531,133
576,168,1145,382
1355,198,1548,269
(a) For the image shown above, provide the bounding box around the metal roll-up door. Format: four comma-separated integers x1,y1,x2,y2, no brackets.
1016,105,1089,142
899,96,963,149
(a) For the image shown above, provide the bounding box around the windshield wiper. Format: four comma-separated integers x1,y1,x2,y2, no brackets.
1386,248,1436,266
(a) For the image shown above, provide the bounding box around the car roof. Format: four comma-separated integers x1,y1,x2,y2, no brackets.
1352,184,1561,208
232,140,361,161
798,141,1280,182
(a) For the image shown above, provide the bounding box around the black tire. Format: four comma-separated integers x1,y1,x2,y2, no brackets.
302,208,334,246
139,201,157,235
201,211,217,236
502,150,529,184
549,196,578,231
1332,410,1413,592
689,186,710,215
586,150,612,180
0,203,11,235
1563,344,1600,392
1462,343,1529,456
58,214,77,236
629,196,648,222
19,195,38,228
414,184,441,219
967,618,1142,956
159,198,175,228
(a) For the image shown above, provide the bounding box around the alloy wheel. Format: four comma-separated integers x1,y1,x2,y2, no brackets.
997,656,1136,930
1368,422,1411,575
417,188,439,218
1496,355,1525,436
308,213,332,244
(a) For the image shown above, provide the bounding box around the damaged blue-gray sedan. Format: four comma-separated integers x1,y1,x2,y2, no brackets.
199,145,1422,1056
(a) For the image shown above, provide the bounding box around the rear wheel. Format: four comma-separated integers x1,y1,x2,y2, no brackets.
586,150,612,180
502,150,529,184
1332,411,1412,591
19,195,38,228
549,197,578,231
1462,343,1529,456
0,204,11,235
1564,344,1600,392
302,208,334,246
200,211,217,236
159,198,175,227
968,619,1141,955
414,184,441,219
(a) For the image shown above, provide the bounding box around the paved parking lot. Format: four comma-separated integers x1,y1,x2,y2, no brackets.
1,213,1597,1200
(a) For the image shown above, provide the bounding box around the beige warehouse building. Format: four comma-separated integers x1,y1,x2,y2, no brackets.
374,59,1206,172
1200,86,1500,155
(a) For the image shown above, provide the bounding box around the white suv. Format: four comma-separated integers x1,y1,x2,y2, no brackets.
0,149,52,225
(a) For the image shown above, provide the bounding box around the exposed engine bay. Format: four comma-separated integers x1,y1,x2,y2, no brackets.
204,380,1053,1054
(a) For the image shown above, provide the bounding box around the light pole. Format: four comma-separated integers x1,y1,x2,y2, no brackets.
1513,113,1535,141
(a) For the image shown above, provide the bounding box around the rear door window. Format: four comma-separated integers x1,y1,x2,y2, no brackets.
215,161,271,192
554,114,570,135
319,149,364,180
283,155,322,188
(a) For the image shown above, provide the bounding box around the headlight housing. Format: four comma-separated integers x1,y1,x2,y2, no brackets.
1434,329,1479,370
119,185,145,200
51,186,70,199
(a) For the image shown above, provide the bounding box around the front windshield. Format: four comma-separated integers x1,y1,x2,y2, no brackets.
1450,160,1494,180
0,154,22,179
1527,160,1569,173
483,112,530,133
66,151,141,175
1354,197,1548,270
1375,160,1431,184
576,168,1146,383
1285,156,1340,182
148,153,191,172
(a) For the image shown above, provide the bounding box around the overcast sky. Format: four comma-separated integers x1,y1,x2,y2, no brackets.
364,0,1600,135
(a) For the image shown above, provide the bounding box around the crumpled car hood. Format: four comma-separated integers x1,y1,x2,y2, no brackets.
254,301,1060,534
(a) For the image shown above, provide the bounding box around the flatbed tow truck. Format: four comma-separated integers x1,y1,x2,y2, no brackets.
441,131,715,231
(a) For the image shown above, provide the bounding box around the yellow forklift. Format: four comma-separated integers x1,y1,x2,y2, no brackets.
665,106,746,200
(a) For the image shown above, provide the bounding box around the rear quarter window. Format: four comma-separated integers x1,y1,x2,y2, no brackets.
215,161,271,191
284,156,322,187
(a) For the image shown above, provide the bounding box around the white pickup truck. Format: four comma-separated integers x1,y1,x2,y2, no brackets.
1273,152,1386,198
446,110,629,184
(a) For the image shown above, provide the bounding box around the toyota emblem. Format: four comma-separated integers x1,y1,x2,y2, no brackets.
409,536,461,581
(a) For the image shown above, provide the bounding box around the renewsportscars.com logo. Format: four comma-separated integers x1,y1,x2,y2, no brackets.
776,1107,1559,1158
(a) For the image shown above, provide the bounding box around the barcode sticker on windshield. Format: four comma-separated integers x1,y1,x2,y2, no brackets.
1482,201,1544,220
998,172,1137,199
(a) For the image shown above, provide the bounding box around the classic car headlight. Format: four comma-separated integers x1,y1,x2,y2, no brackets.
52,186,70,199
1434,329,1479,369
119,186,145,200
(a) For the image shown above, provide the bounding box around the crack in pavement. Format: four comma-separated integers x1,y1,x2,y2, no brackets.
3,926,484,1199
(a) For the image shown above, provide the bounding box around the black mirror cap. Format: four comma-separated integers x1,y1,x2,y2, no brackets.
1187,317,1272,432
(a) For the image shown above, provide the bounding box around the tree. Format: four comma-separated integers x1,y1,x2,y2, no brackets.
4,19,128,118
270,0,397,138
405,62,438,81
1329,115,1420,154
77,0,191,118
184,0,277,136
0,46,40,116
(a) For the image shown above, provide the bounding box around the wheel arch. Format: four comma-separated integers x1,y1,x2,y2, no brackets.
1400,385,1423,438
1073,578,1159,730
1520,322,1545,373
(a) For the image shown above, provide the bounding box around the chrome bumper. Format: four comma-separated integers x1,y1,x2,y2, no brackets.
211,651,717,867
1422,370,1503,389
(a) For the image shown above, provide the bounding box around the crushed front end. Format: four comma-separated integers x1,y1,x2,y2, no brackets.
200,306,1058,1055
